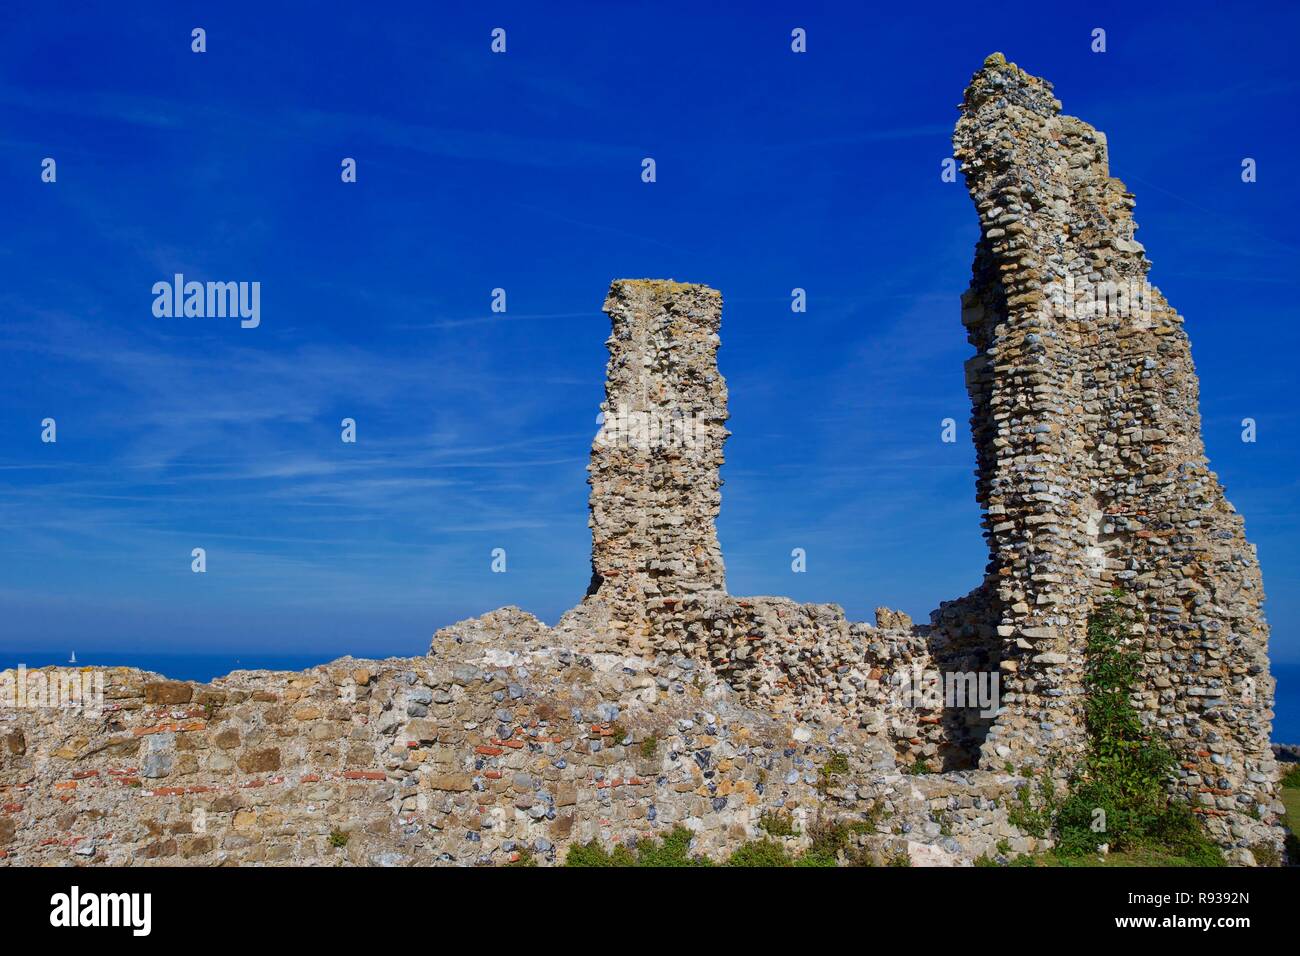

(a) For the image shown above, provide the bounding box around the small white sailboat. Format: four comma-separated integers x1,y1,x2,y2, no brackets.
68,651,77,664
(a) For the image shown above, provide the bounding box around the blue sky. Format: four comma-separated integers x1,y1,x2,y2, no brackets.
1,1,1298,672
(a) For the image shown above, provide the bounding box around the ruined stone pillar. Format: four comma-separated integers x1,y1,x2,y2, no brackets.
955,54,1278,853
560,279,729,655
954,55,1095,778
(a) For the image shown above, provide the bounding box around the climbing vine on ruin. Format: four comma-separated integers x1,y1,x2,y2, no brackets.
1052,591,1222,864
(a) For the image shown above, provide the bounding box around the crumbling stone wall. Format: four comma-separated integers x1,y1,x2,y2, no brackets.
0,650,1033,867
557,281,1011,774
566,280,729,656
953,54,1278,846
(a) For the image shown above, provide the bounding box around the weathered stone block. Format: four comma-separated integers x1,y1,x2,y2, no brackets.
236,748,281,773
144,681,193,705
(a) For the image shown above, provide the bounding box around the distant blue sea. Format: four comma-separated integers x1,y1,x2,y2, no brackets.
3,650,1297,744
1271,663,1300,745
0,650,417,683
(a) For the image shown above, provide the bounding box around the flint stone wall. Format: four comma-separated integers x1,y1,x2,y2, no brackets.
0,644,1035,866
952,54,1277,848
567,279,729,657
558,280,997,772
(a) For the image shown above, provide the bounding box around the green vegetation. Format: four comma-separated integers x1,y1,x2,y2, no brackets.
328,828,349,848
1279,771,1300,864
636,826,711,867
1006,761,1058,839
1249,841,1281,868
758,811,796,837
725,816,876,867
564,816,880,867
505,846,537,867
725,839,792,867
861,799,888,830
796,817,874,867
639,734,659,759
565,840,637,867
565,826,711,867
998,592,1225,867
1012,845,1216,868
817,751,850,792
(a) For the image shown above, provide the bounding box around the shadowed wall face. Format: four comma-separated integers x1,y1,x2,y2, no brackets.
582,280,729,645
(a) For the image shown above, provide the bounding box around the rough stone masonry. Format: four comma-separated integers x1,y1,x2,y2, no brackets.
952,54,1278,847
559,280,729,657
0,57,1283,866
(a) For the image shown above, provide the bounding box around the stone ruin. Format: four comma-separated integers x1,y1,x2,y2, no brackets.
0,57,1283,866
508,54,1281,853
953,54,1277,842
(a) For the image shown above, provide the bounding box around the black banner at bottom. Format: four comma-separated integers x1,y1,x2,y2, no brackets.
0,864,1288,941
